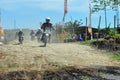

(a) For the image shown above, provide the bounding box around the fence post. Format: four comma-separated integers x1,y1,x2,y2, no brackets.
85,17,88,41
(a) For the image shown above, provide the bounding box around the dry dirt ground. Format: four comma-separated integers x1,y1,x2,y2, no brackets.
0,40,120,80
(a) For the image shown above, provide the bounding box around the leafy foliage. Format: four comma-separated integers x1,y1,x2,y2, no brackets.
91,0,120,13
109,29,114,36
65,19,83,28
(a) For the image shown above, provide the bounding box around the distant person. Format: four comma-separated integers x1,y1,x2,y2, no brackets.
30,30,35,40
72,33,78,41
41,17,55,42
0,26,5,42
35,29,42,42
78,34,83,42
18,29,24,44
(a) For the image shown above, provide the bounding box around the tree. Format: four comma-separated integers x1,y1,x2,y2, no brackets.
91,0,110,29
91,0,120,33
55,23,63,34
91,0,120,12
65,20,83,34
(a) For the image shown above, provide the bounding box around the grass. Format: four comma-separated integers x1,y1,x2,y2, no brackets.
81,39,97,45
112,51,120,61
8,63,19,68
80,38,104,45
0,64,3,68
82,76,90,80
112,55,120,61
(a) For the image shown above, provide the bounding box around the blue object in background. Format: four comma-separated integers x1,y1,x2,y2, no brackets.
79,37,83,41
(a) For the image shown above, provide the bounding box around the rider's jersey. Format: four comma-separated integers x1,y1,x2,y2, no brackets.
41,23,52,32
18,31,24,37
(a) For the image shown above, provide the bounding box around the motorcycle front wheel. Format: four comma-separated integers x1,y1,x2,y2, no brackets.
19,37,23,44
43,36,48,47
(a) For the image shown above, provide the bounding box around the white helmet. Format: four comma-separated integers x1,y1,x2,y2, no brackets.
46,17,50,21
19,29,22,31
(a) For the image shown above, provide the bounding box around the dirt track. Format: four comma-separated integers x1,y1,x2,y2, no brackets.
0,40,120,79
0,40,120,70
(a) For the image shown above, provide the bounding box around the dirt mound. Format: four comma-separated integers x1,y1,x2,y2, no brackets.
0,70,42,80
91,40,120,51
0,66,120,80
42,66,120,80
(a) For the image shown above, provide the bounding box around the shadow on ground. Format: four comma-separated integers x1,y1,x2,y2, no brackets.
31,45,46,48
0,66,120,80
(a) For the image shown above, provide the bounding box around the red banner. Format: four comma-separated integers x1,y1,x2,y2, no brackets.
64,0,67,14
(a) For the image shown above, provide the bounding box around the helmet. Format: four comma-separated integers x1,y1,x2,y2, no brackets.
31,30,34,33
38,28,40,31
38,27,41,30
46,17,50,21
19,29,22,31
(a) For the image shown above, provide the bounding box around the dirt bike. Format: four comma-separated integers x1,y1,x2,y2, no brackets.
42,30,51,47
19,36,24,44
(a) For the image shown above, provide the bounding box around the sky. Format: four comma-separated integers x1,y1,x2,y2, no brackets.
0,0,119,29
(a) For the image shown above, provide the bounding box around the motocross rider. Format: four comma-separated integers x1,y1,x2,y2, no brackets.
18,29,24,43
41,17,55,42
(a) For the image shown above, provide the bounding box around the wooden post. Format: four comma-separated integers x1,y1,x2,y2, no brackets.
114,15,116,36
114,15,116,49
97,15,101,42
62,14,65,33
85,17,88,41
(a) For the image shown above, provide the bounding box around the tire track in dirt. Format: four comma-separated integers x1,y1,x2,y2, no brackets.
2,41,120,68
0,40,120,80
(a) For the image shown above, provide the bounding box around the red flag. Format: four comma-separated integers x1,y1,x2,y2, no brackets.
64,0,68,14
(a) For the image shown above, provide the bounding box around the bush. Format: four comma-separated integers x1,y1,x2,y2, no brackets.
109,29,114,36
105,34,120,44
104,35,111,40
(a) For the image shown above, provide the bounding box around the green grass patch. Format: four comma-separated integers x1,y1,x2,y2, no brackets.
81,38,104,45
112,55,120,60
0,64,3,68
8,63,19,68
82,76,90,80
81,39,97,45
